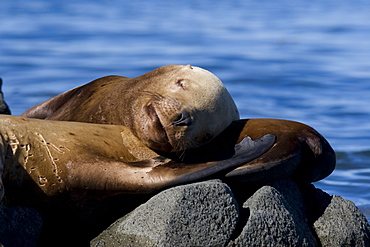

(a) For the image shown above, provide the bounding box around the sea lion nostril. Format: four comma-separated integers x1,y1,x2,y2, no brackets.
173,111,192,126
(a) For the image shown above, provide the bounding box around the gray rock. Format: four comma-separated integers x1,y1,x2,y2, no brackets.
91,180,239,247
0,203,42,247
230,179,317,247
0,78,11,115
313,194,370,247
91,178,370,246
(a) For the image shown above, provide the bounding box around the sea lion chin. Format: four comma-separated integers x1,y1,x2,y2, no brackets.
21,65,240,152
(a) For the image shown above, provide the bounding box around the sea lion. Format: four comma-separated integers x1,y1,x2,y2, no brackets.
21,65,240,153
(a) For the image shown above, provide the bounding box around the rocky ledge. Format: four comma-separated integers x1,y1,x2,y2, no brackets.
91,179,370,247
1,179,369,246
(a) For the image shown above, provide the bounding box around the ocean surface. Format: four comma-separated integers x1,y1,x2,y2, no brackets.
1,0,369,215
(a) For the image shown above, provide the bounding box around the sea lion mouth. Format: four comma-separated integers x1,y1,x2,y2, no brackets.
145,103,171,147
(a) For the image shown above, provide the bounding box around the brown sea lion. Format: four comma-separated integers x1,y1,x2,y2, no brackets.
3,64,336,245
19,64,335,187
21,65,240,152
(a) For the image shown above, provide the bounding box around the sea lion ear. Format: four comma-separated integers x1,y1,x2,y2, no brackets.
184,64,193,70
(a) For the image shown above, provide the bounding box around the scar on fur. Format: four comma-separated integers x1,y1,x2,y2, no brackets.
35,133,64,183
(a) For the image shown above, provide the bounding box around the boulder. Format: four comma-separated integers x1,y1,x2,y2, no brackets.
92,179,370,247
313,193,370,246
91,180,239,247
229,179,317,246
0,179,368,246
0,78,11,115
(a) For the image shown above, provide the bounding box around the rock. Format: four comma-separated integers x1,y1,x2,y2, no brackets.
0,78,11,115
92,178,370,247
91,180,239,247
313,192,370,246
0,203,42,247
0,179,368,246
229,179,317,246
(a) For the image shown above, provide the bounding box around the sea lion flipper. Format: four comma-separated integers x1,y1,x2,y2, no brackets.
223,119,336,184
67,135,275,194
194,133,276,176
233,134,276,160
155,134,276,188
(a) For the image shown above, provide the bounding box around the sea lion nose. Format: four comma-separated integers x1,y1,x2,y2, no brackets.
173,111,192,126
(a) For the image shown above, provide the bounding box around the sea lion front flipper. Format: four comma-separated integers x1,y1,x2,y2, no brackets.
62,134,275,196
147,134,276,191
61,133,275,195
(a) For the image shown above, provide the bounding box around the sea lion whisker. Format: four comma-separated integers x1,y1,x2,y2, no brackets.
171,138,186,156
185,140,197,149
141,91,165,101
142,91,181,109
178,150,187,161
172,142,188,161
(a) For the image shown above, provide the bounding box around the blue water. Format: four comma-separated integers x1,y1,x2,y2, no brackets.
1,0,370,210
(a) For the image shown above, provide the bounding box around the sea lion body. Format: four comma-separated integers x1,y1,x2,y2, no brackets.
22,65,240,152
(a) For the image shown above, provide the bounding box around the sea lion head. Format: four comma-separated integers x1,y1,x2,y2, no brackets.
133,64,240,153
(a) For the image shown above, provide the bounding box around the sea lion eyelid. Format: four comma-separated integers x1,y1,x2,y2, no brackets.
175,79,186,89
